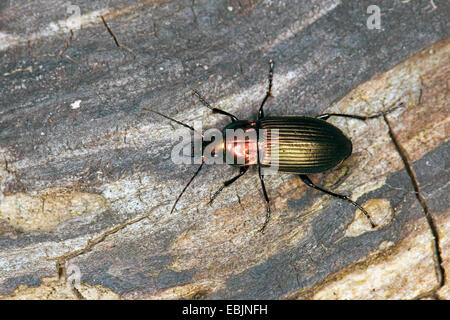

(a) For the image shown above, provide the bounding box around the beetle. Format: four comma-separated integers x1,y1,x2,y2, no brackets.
146,60,401,232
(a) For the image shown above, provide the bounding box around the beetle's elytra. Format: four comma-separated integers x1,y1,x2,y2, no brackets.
145,60,402,232
253,116,352,173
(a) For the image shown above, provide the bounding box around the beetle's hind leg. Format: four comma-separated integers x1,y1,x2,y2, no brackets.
208,166,249,205
316,103,403,121
299,174,376,228
258,59,274,120
258,166,271,233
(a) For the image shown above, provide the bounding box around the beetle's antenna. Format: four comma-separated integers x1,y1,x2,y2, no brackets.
142,107,204,138
170,157,205,214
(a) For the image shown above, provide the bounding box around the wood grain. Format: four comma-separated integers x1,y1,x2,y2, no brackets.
0,0,449,299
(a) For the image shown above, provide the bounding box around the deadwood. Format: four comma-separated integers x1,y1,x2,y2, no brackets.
0,0,449,299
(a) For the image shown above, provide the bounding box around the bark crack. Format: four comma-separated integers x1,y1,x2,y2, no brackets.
384,114,445,292
2,30,76,78
100,15,137,60
46,202,167,264
190,0,198,25
32,29,76,63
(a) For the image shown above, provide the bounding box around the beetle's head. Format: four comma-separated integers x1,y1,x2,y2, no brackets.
144,107,258,166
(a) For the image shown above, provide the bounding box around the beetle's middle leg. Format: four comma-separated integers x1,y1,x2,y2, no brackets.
299,174,376,228
208,166,249,205
316,103,403,121
258,59,274,120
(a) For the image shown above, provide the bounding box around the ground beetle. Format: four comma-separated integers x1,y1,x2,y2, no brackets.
147,60,401,232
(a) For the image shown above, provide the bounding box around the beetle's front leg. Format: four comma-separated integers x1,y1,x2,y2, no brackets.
208,166,249,205
192,89,239,122
258,59,274,120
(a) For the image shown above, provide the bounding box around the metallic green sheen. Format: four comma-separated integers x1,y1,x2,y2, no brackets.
256,116,352,173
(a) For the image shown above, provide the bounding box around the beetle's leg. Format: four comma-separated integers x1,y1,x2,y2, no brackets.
192,89,239,122
208,166,249,205
258,166,271,233
316,103,403,121
258,59,274,120
299,174,376,228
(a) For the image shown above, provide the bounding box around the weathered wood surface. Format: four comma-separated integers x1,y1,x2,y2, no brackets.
0,0,449,299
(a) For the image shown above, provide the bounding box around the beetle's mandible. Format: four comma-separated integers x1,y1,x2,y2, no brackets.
145,60,402,233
